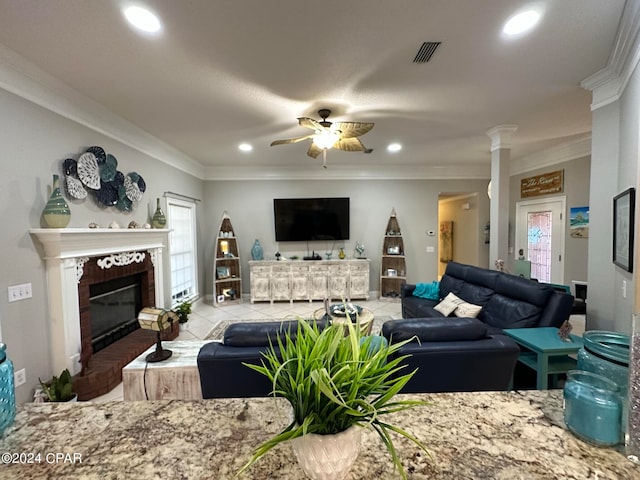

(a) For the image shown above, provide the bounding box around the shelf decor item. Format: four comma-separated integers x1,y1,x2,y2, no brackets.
237,318,431,480
151,198,167,228
42,174,71,228
0,343,16,436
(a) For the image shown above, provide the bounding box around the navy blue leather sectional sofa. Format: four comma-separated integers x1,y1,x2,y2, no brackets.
382,261,574,393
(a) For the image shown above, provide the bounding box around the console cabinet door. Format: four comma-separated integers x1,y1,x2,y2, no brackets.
250,266,271,303
271,266,291,301
309,265,328,300
328,265,350,301
290,266,309,301
349,264,370,300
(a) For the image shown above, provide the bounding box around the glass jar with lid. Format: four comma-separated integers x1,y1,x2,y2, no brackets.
0,343,16,436
563,370,622,446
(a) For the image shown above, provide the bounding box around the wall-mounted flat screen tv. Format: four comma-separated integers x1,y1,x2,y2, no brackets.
274,197,350,241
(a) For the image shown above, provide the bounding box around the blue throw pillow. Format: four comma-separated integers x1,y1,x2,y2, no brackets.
412,281,440,300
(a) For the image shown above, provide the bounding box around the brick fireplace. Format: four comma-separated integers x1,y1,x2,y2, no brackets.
30,228,176,399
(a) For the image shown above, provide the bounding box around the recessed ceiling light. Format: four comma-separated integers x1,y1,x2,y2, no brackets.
387,143,402,153
123,5,162,33
238,143,253,152
503,10,541,36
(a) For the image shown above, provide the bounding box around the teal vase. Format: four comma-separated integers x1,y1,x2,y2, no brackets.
43,174,71,228
251,239,264,260
152,198,166,229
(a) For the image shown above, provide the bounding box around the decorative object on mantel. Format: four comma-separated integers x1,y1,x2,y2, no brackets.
251,239,264,260
88,222,99,228
62,145,146,211
42,174,71,228
128,220,140,229
237,318,430,480
151,197,167,229
0,343,16,436
137,308,178,362
109,220,120,229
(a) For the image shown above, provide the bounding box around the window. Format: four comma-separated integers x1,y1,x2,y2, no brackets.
166,196,198,306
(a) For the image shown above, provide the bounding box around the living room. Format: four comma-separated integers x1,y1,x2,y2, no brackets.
0,0,633,414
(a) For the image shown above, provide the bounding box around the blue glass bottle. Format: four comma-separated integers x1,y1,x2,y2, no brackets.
0,343,16,436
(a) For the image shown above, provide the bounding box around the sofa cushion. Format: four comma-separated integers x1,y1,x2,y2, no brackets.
480,294,542,329
223,319,326,347
454,300,482,318
434,292,464,316
382,317,488,343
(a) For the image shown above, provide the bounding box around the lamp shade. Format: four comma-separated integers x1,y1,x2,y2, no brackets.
138,307,178,331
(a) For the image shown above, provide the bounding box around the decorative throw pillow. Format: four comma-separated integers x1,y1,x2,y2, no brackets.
454,301,483,318
433,292,464,316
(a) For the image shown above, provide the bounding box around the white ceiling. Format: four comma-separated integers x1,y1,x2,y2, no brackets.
0,1,626,178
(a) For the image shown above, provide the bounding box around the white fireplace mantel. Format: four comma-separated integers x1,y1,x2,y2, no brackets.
30,228,171,376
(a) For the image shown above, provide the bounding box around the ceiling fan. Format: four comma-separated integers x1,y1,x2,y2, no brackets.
271,109,374,167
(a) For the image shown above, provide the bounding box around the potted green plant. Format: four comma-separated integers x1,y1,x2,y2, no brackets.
237,318,430,480
39,368,76,402
173,300,192,328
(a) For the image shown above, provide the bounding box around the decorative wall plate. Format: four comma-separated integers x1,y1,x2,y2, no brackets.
99,154,118,182
124,172,145,202
63,158,77,176
86,146,106,164
95,179,119,206
65,175,87,200
77,152,100,189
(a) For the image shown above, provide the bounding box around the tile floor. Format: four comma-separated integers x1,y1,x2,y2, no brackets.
92,298,402,402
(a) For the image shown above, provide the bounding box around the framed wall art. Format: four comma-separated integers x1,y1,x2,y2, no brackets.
613,187,635,272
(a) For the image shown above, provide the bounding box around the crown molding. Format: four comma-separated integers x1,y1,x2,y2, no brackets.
486,125,519,152
0,43,205,178
581,0,640,110
509,135,591,176
203,163,491,181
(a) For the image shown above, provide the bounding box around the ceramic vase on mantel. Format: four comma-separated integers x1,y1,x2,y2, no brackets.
291,425,362,480
151,198,167,229
42,174,71,228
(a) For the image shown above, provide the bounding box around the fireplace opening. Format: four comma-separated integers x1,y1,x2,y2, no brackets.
90,274,142,353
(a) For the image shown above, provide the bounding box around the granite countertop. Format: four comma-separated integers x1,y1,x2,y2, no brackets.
1,390,637,479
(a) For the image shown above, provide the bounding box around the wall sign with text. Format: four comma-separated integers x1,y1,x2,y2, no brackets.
520,170,564,198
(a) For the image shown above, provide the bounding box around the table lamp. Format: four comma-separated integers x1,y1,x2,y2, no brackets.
137,307,178,362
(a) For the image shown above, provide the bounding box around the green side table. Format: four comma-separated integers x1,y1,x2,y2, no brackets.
503,327,584,390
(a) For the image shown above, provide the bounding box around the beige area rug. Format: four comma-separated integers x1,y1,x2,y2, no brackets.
204,316,393,341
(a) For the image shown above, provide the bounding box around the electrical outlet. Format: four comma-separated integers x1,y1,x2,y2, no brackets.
7,283,32,303
14,368,26,387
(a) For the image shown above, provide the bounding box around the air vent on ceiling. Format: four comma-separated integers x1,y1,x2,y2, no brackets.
413,41,441,63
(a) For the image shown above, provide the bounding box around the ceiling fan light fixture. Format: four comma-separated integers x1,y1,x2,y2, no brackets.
238,143,253,152
387,143,402,153
313,131,340,149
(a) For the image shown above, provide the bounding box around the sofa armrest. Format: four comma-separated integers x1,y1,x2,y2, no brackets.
401,284,416,299
382,317,488,343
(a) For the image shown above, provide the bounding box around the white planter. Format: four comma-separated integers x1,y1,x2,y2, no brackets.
291,425,362,480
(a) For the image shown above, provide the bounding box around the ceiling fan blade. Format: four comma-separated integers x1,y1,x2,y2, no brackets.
334,137,366,152
270,134,314,146
298,117,326,131
307,142,323,158
333,122,374,138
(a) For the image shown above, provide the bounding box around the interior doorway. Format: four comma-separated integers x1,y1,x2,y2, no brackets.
515,196,566,284
438,193,480,278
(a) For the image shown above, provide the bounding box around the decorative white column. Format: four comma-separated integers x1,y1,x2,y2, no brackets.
486,125,518,268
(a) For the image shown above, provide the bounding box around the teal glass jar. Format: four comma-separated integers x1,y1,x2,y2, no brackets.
0,343,16,436
563,370,622,446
